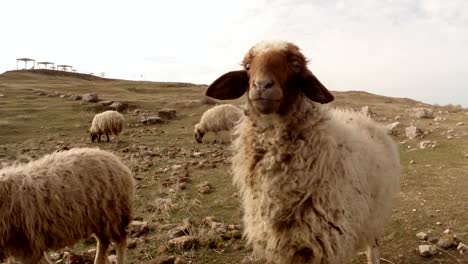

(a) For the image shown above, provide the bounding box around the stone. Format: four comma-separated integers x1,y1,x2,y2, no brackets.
167,236,199,250
405,125,423,140
98,100,114,106
387,122,400,135
128,220,150,237
433,116,446,122
418,245,438,257
82,93,99,102
419,140,437,149
70,94,82,100
109,102,128,111
437,234,459,249
152,256,176,264
35,91,47,96
416,232,429,240
0,93,4,97
456,122,464,126
196,181,212,194
457,242,468,252
141,116,165,125
158,108,177,120
410,107,434,118
168,219,193,238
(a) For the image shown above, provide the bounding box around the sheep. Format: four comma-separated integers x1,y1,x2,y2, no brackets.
205,40,400,264
0,147,135,264
194,104,243,143
90,110,125,143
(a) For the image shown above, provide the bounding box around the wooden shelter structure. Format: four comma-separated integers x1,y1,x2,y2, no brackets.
16,58,35,70
36,61,55,69
57,65,73,71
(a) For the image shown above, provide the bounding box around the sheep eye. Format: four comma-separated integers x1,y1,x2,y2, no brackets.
245,63,251,70
291,61,301,73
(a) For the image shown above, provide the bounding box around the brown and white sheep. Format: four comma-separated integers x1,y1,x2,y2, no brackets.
194,104,243,143
205,40,400,264
90,110,125,143
0,147,135,264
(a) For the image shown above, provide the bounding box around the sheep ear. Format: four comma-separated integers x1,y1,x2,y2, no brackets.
301,70,334,104
205,70,249,100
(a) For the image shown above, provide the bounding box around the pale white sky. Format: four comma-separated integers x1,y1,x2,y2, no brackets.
1,0,467,106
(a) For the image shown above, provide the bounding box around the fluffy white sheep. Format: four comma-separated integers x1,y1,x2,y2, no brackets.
205,40,400,264
90,110,125,143
0,147,135,264
194,104,243,143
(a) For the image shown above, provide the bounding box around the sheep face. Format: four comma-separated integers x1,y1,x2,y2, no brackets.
194,125,204,143
206,41,334,115
91,133,99,143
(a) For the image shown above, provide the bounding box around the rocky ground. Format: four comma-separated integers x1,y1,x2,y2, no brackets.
1,71,468,263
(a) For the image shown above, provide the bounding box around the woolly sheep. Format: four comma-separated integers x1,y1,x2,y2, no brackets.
0,147,135,264
205,40,400,264
90,110,125,143
194,104,243,143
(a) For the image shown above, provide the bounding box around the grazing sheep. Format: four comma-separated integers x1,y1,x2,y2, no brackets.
194,104,243,143
90,110,125,143
0,147,135,264
205,41,400,264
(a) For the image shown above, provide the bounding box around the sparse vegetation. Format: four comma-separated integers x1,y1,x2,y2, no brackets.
1,70,468,263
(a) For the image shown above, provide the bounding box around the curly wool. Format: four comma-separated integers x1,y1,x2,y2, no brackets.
232,98,400,263
0,147,135,263
194,104,243,142
90,110,125,139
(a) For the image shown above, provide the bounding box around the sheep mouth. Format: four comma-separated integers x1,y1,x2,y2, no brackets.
251,98,281,114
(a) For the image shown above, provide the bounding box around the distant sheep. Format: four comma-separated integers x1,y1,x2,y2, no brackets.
90,110,125,143
0,147,135,264
205,41,400,264
194,104,243,143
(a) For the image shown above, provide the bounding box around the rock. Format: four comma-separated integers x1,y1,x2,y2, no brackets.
109,102,128,111
107,255,117,264
410,160,415,164
405,125,423,140
456,122,464,126
387,122,400,135
419,140,437,149
49,252,61,261
437,234,459,249
82,93,99,103
60,94,67,98
158,108,177,120
168,219,193,238
410,107,434,118
433,116,446,122
201,96,218,105
141,116,165,125
196,181,212,194
70,94,82,100
416,232,429,240
465,154,468,159
35,91,47,96
0,93,4,97
158,244,168,253
418,245,438,257
98,100,114,106
436,222,442,226
167,236,199,250
457,242,468,252
128,220,150,237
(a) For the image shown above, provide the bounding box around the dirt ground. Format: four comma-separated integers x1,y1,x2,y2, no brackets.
1,70,468,264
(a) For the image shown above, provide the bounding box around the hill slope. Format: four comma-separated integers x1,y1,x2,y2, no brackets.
1,71,468,264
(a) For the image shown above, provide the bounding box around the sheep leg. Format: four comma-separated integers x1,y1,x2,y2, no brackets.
366,238,380,264
115,236,128,264
94,237,110,264
98,134,102,143
106,133,110,142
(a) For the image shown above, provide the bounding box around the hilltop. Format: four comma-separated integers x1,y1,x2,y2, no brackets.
1,71,468,263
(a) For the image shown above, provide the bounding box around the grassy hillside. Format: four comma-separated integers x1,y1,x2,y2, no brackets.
1,70,468,263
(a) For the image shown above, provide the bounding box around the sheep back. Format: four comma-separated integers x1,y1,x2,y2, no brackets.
90,110,125,136
0,147,135,260
232,102,400,263
195,104,243,134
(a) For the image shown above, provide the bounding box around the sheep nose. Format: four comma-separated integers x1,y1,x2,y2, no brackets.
254,79,274,90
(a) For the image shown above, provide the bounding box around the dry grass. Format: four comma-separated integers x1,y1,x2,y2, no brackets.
1,70,468,263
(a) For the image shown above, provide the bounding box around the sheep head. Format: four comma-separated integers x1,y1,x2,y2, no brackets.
194,123,204,143
206,41,334,115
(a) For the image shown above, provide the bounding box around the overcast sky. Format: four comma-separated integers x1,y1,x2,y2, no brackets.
1,0,467,106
